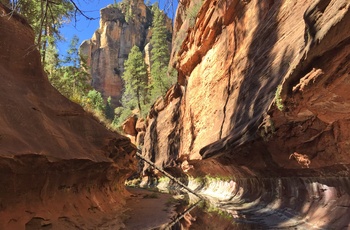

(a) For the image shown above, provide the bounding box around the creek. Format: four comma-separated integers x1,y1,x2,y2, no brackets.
124,176,350,229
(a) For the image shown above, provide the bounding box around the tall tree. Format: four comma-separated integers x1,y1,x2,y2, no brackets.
105,97,114,120
150,2,173,101
121,45,149,117
48,35,90,104
44,39,60,76
64,35,90,101
64,34,80,66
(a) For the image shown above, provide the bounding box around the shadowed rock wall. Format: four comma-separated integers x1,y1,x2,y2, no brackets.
0,4,136,229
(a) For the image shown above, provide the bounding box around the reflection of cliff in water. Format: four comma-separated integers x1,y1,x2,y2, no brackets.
155,198,262,230
149,175,350,229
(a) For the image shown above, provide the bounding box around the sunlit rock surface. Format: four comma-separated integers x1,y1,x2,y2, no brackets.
0,4,136,229
80,0,173,107
142,0,350,228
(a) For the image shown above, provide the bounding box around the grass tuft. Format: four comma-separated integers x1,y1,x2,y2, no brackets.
275,85,284,111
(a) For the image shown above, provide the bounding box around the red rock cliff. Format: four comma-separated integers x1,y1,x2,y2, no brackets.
0,4,136,229
146,0,350,177
80,0,173,107
142,0,350,228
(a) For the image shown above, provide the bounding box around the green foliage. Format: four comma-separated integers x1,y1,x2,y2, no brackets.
105,97,114,120
86,90,105,113
125,178,141,187
171,1,203,59
204,175,231,182
150,3,175,102
206,205,232,220
44,41,60,76
64,35,80,67
158,177,170,183
275,85,284,111
49,66,88,102
7,0,74,63
167,66,178,79
114,0,133,23
113,2,177,127
7,1,119,128
113,107,132,127
116,45,149,126
48,35,90,106
125,4,132,23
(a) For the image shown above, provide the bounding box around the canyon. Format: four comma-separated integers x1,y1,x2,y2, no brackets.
0,4,136,229
0,0,350,229
136,0,350,228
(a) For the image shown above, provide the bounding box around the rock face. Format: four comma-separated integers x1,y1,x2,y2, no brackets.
142,83,183,168
147,0,350,176
0,4,136,229
80,0,173,107
142,0,350,228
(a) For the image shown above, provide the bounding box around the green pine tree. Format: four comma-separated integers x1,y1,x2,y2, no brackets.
48,35,90,105
150,3,174,102
64,35,80,67
105,97,115,120
116,45,149,124
44,39,60,77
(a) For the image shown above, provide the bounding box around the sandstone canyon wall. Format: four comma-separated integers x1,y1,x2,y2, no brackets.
0,4,136,229
145,0,350,178
141,0,350,228
80,0,173,107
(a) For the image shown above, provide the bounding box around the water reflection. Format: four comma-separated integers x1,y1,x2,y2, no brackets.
127,175,350,229
153,197,262,230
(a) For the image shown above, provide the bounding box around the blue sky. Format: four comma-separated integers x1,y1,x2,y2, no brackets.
57,0,178,59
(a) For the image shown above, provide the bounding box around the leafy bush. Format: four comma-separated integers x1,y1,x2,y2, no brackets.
86,89,105,113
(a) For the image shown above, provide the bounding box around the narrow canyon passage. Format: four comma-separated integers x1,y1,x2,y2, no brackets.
1,0,350,229
131,148,349,229
122,170,350,229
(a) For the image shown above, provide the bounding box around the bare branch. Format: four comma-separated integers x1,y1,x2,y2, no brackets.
68,0,95,21
36,0,49,47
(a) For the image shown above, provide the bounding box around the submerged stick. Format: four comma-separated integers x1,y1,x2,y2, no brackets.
135,149,203,199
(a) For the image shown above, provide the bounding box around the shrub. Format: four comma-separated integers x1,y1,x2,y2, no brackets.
275,85,284,111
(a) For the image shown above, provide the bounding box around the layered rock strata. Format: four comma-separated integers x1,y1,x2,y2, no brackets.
0,4,136,229
141,0,350,228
